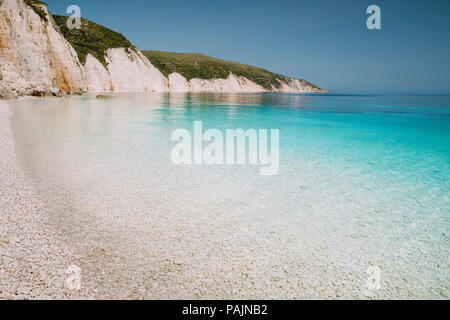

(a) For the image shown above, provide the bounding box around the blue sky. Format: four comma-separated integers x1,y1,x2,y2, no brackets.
46,0,450,94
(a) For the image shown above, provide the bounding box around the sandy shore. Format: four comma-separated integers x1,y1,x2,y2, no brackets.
0,101,84,299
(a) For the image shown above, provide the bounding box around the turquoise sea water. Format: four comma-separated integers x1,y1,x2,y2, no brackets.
9,93,450,298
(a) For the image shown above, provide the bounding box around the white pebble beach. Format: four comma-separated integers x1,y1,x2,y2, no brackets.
1,99,447,300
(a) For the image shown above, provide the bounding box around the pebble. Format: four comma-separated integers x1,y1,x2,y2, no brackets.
0,100,447,300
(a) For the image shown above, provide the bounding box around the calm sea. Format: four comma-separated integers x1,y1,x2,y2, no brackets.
9,93,450,298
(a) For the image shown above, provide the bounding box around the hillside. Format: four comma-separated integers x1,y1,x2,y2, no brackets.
143,51,321,91
51,15,321,91
53,15,133,67
24,0,48,21
2,1,324,95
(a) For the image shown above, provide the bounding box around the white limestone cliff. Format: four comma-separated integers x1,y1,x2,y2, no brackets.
166,72,322,93
0,0,86,96
167,72,265,93
274,78,321,93
105,48,168,92
84,49,169,93
188,73,265,92
83,54,112,92
0,0,170,96
168,72,190,92
0,0,324,98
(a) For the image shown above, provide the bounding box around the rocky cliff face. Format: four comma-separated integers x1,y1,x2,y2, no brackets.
165,72,322,93
104,48,168,92
83,48,168,93
0,0,325,98
0,0,86,97
168,72,265,92
0,0,170,97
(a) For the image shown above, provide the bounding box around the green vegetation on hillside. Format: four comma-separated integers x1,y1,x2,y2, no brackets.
24,0,48,22
143,51,300,90
48,14,320,91
53,15,133,67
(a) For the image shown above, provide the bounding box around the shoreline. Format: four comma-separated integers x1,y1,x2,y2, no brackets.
0,101,84,299
1,97,446,299
0,89,330,101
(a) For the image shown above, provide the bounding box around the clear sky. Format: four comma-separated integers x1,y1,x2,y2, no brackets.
46,0,450,94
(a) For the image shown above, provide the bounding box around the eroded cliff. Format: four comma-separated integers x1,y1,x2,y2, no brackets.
0,0,325,98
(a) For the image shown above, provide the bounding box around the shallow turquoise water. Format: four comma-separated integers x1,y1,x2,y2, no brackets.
9,93,450,298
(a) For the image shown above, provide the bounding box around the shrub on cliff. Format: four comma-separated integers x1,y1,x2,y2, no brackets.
53,15,133,68
24,0,47,22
